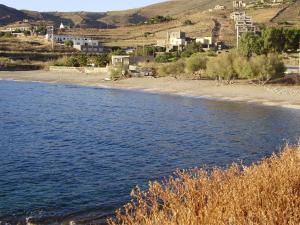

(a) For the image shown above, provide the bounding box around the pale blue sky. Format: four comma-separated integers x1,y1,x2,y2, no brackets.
0,0,166,12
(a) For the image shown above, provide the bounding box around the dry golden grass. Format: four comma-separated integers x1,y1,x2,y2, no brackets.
108,145,300,225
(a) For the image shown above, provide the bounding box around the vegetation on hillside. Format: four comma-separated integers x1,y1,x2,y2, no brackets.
146,15,174,25
108,144,300,225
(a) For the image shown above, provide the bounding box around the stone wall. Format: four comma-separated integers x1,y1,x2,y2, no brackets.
49,66,108,74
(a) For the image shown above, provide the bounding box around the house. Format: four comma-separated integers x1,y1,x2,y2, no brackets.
111,55,130,67
73,45,104,53
230,11,246,20
45,34,99,46
111,55,154,67
196,36,213,48
157,31,187,52
233,1,246,8
214,5,226,10
4,23,31,32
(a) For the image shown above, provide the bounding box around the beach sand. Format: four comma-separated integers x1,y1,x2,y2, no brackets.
1,70,300,109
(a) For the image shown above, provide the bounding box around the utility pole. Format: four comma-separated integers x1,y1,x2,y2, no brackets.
298,41,300,76
48,26,54,51
236,26,239,49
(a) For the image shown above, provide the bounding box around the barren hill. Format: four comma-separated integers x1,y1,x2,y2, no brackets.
0,0,236,28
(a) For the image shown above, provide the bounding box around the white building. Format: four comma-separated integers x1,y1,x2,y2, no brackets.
196,36,213,47
214,5,226,10
233,1,246,8
45,34,99,46
157,31,187,52
59,22,65,29
74,44,104,53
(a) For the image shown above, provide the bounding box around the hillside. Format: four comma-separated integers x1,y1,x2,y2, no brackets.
0,0,298,29
0,0,237,28
0,4,30,25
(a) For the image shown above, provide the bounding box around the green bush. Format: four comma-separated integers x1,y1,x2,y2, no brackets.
183,20,193,26
92,54,110,67
233,56,253,79
186,53,208,73
66,57,80,67
181,42,203,58
23,30,31,36
250,53,285,83
155,53,174,63
64,40,74,47
147,15,173,24
206,52,237,81
206,51,285,83
158,60,185,77
76,54,88,67
0,32,13,38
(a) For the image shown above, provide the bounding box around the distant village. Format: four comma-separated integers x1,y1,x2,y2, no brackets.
0,0,290,71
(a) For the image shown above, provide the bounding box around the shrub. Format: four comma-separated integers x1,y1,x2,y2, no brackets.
110,66,127,81
186,53,208,73
108,145,300,225
181,42,203,58
250,53,285,83
65,56,80,67
155,53,173,63
147,15,173,24
157,60,185,77
76,54,88,67
23,30,31,36
183,19,193,26
233,56,253,79
53,56,68,66
93,54,110,67
206,52,237,81
64,40,74,47
0,32,13,38
144,32,151,37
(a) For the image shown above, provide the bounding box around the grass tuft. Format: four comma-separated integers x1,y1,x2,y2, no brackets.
108,144,300,225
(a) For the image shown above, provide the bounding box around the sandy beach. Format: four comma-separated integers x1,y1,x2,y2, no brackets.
1,70,300,109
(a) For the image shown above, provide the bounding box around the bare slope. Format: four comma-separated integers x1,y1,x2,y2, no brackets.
0,0,234,28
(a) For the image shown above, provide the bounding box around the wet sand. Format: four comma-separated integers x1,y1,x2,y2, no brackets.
1,70,300,109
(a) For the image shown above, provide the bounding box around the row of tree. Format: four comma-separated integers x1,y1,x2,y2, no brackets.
156,51,285,84
239,28,300,57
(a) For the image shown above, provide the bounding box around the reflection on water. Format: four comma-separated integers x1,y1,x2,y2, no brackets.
0,80,300,224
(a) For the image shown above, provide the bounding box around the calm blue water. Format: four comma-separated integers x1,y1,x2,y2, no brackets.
0,80,300,224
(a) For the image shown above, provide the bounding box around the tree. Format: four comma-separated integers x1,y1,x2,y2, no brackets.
239,32,264,57
181,42,203,58
283,28,300,52
262,28,285,53
36,25,47,35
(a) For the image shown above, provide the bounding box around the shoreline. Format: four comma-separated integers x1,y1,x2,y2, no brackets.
1,70,300,110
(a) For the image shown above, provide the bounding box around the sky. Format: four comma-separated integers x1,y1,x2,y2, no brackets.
0,0,166,12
